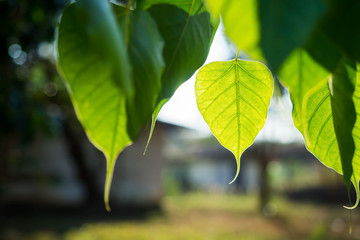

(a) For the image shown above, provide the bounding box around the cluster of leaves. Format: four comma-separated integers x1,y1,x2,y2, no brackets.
57,0,360,210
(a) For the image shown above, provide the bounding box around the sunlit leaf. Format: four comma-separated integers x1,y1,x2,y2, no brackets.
279,49,329,132
58,3,164,210
196,58,273,182
280,53,359,208
206,0,261,59
75,0,132,97
351,63,360,207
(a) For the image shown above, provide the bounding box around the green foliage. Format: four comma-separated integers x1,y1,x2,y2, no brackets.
76,0,132,98
58,1,164,210
280,53,360,208
148,3,212,101
145,1,213,149
196,57,273,181
205,0,326,71
55,0,360,209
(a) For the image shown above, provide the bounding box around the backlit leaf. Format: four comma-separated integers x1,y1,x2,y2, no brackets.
196,58,273,182
75,0,132,97
350,63,360,207
207,0,261,59
280,53,359,208
279,49,329,132
58,3,164,210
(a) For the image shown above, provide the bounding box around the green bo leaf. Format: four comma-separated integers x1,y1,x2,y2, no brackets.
278,49,330,132
144,2,213,151
280,51,359,208
148,3,213,102
75,0,132,98
58,2,164,210
116,7,165,139
196,58,273,182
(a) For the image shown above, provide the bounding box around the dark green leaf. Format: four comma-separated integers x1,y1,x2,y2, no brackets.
352,63,360,208
144,3,213,149
330,59,356,188
206,0,326,71
322,0,360,63
148,4,213,101
304,29,342,72
258,0,326,71
138,0,205,14
115,7,165,139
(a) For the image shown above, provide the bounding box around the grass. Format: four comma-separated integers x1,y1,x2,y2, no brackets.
2,193,360,240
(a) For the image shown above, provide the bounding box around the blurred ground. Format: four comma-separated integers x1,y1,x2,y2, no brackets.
1,192,359,240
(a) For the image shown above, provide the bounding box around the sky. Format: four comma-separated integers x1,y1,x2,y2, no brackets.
157,24,304,144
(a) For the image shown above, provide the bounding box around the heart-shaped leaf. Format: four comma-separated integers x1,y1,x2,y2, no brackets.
196,58,273,181
58,3,164,210
280,52,359,208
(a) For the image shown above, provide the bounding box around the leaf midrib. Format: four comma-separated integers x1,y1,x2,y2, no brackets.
235,57,240,159
110,99,121,161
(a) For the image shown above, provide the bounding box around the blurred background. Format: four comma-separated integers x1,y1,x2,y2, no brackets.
0,0,359,239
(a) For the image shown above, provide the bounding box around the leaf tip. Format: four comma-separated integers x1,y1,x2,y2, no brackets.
105,201,112,213
343,194,359,210
143,133,152,155
229,157,240,184
104,158,115,213
143,123,154,155
104,178,112,212
343,180,359,210
143,106,163,155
